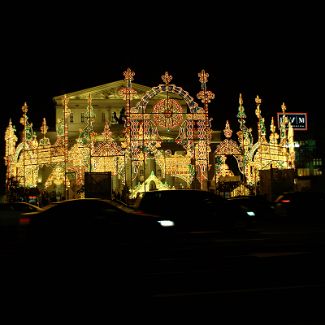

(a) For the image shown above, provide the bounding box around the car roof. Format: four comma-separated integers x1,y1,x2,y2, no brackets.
134,189,224,208
275,191,325,202
0,201,42,208
136,189,220,200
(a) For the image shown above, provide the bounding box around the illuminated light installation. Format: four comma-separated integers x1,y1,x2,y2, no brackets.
250,97,295,181
91,121,124,178
6,101,67,191
68,94,96,187
39,118,50,146
196,70,215,186
130,171,171,199
119,68,140,183
4,119,18,190
62,95,70,196
153,98,183,129
133,70,213,190
215,120,242,183
215,94,295,196
4,69,295,200
153,72,183,130
15,103,39,188
45,165,70,188
77,94,96,145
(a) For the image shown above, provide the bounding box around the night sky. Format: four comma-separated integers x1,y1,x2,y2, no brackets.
1,4,324,190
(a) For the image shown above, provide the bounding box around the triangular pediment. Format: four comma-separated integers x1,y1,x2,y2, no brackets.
53,80,167,102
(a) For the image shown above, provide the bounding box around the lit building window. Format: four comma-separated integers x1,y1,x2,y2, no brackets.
297,168,310,177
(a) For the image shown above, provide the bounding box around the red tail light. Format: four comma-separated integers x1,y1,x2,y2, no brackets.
19,217,31,225
280,199,291,203
131,210,146,215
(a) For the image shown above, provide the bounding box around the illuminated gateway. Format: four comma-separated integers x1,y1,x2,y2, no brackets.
4,69,295,200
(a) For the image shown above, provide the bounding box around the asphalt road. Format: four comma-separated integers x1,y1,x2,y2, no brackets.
1,222,325,323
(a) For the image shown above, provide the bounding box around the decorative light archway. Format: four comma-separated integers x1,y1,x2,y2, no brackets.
123,70,213,189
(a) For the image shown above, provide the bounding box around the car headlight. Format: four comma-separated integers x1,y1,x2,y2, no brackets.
157,220,175,227
246,211,256,217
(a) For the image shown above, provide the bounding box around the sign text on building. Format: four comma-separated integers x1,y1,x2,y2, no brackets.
277,112,308,131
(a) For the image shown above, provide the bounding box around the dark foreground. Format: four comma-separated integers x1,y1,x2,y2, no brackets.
1,222,325,323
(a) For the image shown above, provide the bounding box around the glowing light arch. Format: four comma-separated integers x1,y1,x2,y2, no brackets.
135,84,199,114
215,121,244,178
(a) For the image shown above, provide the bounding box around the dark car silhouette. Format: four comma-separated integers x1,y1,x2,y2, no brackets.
227,195,275,226
0,201,43,227
22,198,174,259
15,198,175,303
133,189,248,231
273,191,325,222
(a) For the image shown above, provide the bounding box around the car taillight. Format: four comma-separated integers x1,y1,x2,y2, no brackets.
280,199,291,203
19,217,30,225
132,210,146,215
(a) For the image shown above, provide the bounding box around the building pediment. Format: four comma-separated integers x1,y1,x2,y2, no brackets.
53,80,167,103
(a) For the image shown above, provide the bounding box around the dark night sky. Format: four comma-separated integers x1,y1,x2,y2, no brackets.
1,4,324,188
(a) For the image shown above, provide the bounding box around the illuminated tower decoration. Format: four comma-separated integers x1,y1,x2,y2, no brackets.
77,94,96,145
119,68,139,185
235,94,253,186
197,70,215,110
119,68,137,120
253,95,266,174
255,95,267,144
253,97,280,170
42,96,71,191
13,103,39,187
196,69,215,189
266,116,280,170
63,95,70,196
20,102,34,142
278,102,295,167
279,102,288,148
68,93,97,186
287,120,295,168
18,103,29,187
269,117,279,145
122,69,164,188
4,119,18,190
55,117,64,146
67,141,89,187
39,118,50,146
